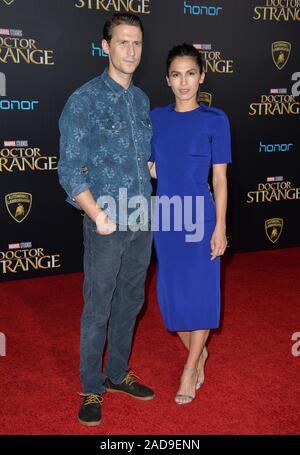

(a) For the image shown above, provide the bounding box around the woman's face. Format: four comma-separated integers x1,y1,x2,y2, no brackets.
166,56,205,103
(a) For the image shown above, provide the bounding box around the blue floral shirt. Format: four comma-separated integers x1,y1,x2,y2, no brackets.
58,69,153,225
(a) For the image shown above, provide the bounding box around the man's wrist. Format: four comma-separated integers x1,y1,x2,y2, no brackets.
94,209,107,225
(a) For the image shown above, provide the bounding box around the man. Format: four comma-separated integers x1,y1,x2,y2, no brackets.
58,13,154,426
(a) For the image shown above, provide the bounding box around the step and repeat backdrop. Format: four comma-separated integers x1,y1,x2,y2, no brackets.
0,0,299,280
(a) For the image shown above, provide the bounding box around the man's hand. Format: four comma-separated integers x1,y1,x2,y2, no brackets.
95,210,117,235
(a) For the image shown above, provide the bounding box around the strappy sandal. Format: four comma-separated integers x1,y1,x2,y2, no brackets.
196,346,209,390
175,365,197,405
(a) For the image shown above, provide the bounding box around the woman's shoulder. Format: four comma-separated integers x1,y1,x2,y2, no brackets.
201,104,228,121
200,104,229,120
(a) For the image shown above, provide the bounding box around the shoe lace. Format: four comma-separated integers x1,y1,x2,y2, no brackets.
79,393,103,406
123,370,141,386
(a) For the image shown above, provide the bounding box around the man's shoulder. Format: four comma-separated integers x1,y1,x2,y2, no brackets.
60,75,105,120
72,75,104,99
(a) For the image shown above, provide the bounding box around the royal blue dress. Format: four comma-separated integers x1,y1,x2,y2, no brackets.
150,103,232,331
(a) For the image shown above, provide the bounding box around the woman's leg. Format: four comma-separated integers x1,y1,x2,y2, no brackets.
177,329,209,387
175,329,209,404
177,331,190,350
186,329,209,368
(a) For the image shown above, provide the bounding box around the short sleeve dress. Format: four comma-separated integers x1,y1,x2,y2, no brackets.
150,103,232,331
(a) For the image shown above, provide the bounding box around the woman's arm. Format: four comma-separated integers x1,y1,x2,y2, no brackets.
148,161,157,179
210,163,228,260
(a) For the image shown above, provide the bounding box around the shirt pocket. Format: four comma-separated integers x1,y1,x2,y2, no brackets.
98,118,130,149
98,118,123,134
138,118,152,143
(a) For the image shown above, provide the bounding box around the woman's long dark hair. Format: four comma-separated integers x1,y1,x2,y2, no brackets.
166,43,204,76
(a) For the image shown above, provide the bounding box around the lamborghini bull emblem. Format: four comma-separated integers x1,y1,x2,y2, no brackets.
5,192,32,223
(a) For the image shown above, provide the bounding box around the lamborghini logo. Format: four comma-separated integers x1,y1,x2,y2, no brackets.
198,92,212,107
5,192,32,223
265,218,283,243
272,41,291,70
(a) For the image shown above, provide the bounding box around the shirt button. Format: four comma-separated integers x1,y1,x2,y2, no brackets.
140,177,143,180
137,157,141,161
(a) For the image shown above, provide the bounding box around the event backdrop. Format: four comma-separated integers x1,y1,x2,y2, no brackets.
1,0,299,280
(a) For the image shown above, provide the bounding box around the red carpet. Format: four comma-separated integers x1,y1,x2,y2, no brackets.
0,248,299,435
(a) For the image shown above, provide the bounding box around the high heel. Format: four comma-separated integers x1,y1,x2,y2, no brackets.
175,365,198,405
196,346,208,390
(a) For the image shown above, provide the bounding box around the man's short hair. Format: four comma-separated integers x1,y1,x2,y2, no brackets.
103,13,144,43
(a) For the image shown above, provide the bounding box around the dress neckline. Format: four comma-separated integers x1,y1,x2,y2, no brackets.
169,103,203,114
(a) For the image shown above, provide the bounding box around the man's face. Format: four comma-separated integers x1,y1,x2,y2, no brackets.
102,24,143,77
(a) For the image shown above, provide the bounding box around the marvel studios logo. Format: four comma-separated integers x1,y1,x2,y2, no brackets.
0,28,23,37
267,176,283,182
193,44,212,51
270,88,288,94
8,242,32,250
4,140,28,147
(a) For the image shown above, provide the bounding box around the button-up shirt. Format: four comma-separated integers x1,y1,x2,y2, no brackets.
58,69,152,225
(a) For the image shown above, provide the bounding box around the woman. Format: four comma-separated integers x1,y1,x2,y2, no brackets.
148,44,231,405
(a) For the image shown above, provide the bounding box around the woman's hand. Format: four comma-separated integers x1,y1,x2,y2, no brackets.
148,161,157,179
210,226,227,261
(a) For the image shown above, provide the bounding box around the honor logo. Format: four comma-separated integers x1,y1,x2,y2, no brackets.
91,43,108,58
0,73,39,110
184,1,223,15
259,141,293,152
0,99,39,110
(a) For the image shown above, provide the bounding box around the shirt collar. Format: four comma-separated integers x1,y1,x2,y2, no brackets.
101,68,134,97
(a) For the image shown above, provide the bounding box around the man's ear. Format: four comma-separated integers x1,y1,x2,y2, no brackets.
102,39,110,54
